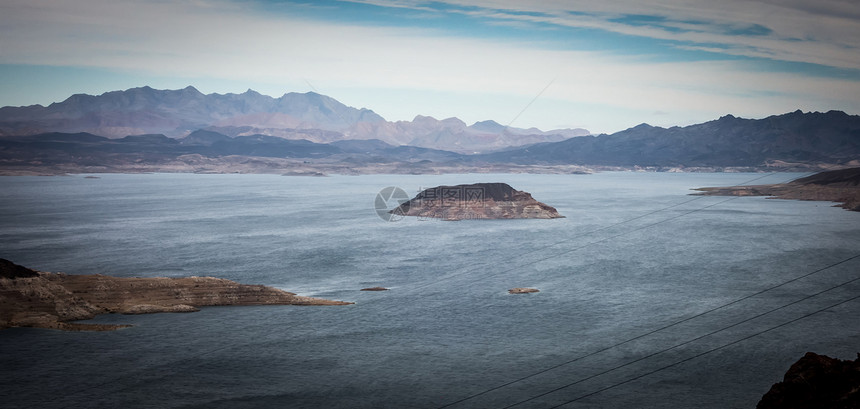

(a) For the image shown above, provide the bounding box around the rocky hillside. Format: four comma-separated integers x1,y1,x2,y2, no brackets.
792,166,860,187
0,259,351,331
0,129,467,175
483,110,860,167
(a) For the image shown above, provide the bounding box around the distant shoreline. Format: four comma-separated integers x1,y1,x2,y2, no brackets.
0,159,840,177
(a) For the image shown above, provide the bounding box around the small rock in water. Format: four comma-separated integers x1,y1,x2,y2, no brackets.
361,287,389,291
509,288,539,294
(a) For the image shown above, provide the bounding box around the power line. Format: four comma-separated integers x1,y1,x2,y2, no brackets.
501,254,860,408
548,293,860,408
504,78,557,130
435,161,852,408
439,252,860,408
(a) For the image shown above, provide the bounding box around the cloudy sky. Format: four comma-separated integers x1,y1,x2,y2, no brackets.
1,0,859,133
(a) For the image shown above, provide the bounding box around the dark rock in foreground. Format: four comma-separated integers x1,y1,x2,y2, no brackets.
0,259,352,331
392,182,564,220
757,352,860,409
693,167,860,211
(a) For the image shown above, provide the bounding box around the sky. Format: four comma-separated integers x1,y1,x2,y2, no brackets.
1,0,859,134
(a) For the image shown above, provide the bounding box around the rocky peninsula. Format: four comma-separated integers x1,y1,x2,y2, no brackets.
0,259,351,331
392,182,564,220
693,167,860,211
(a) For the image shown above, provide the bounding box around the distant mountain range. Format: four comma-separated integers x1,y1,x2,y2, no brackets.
1,86,859,174
482,110,860,167
0,86,587,153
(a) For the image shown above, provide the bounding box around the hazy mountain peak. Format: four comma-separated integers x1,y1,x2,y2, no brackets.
53,92,97,107
473,119,502,127
181,85,202,95
279,91,325,101
630,123,654,130
470,120,504,131
440,117,467,127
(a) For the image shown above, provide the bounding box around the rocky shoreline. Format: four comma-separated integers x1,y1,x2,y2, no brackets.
0,154,595,176
0,259,352,331
693,167,860,211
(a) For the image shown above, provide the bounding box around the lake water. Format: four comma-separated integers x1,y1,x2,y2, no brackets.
1,172,859,409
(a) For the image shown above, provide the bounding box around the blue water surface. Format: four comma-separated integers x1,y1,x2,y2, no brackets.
1,172,859,409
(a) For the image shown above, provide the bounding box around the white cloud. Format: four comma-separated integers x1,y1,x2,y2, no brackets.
347,0,860,69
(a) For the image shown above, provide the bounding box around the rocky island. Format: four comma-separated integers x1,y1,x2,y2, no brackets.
0,259,352,331
391,182,564,220
693,167,860,211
